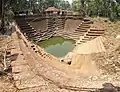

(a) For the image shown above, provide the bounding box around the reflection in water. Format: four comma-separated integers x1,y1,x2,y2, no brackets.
38,37,75,57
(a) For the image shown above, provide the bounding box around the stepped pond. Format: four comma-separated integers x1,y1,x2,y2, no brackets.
38,37,75,58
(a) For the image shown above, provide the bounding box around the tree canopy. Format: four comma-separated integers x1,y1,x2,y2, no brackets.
72,0,120,20
0,0,71,12
1,0,120,20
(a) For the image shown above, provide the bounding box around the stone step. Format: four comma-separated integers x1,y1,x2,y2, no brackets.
26,29,36,32
22,28,34,32
90,28,104,31
47,25,56,27
47,24,55,26
83,21,93,24
79,37,97,44
47,21,55,23
77,26,90,30
32,35,41,38
86,33,101,36
41,36,50,40
79,25,91,28
26,31,37,34
84,36,90,38
30,31,40,34
68,32,84,36
45,31,55,36
57,25,64,27
39,30,48,33
47,27,56,29
82,37,94,41
76,27,88,30
56,22,64,24
31,33,42,36
81,23,90,26
63,34,82,39
75,29,88,32
58,26,64,29
88,31,104,34
80,39,87,42
32,34,41,37
67,34,79,37
83,18,90,21
31,31,42,34
58,23,64,25
82,37,90,40
79,40,86,43
47,23,55,25
20,26,33,30
57,24,64,26
31,35,41,39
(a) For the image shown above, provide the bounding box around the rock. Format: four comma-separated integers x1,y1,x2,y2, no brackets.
116,35,120,39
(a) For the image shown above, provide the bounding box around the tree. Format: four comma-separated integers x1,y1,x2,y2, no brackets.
72,0,120,20
72,0,79,11
117,4,120,16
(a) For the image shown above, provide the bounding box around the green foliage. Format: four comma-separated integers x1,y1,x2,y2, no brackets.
2,0,120,20
72,0,79,11
72,0,120,20
117,4,120,16
0,0,71,12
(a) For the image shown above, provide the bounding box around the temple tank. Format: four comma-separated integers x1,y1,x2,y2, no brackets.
38,36,75,58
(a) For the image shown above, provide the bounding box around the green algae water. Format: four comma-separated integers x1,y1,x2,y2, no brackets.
38,37,75,57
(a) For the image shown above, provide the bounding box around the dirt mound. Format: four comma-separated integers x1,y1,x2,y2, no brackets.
92,37,120,75
73,17,120,77
71,54,99,75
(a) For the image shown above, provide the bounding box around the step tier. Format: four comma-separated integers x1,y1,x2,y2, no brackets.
22,28,34,32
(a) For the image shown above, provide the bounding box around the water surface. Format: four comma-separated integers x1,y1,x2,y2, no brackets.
38,37,75,57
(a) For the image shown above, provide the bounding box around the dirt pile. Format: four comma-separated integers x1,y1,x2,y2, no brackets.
92,38,120,75
91,17,120,76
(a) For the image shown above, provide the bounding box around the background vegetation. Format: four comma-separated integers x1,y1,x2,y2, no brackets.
72,0,120,20
0,0,71,12
1,0,120,20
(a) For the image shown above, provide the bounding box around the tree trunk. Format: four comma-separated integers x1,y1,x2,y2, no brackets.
1,0,5,34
